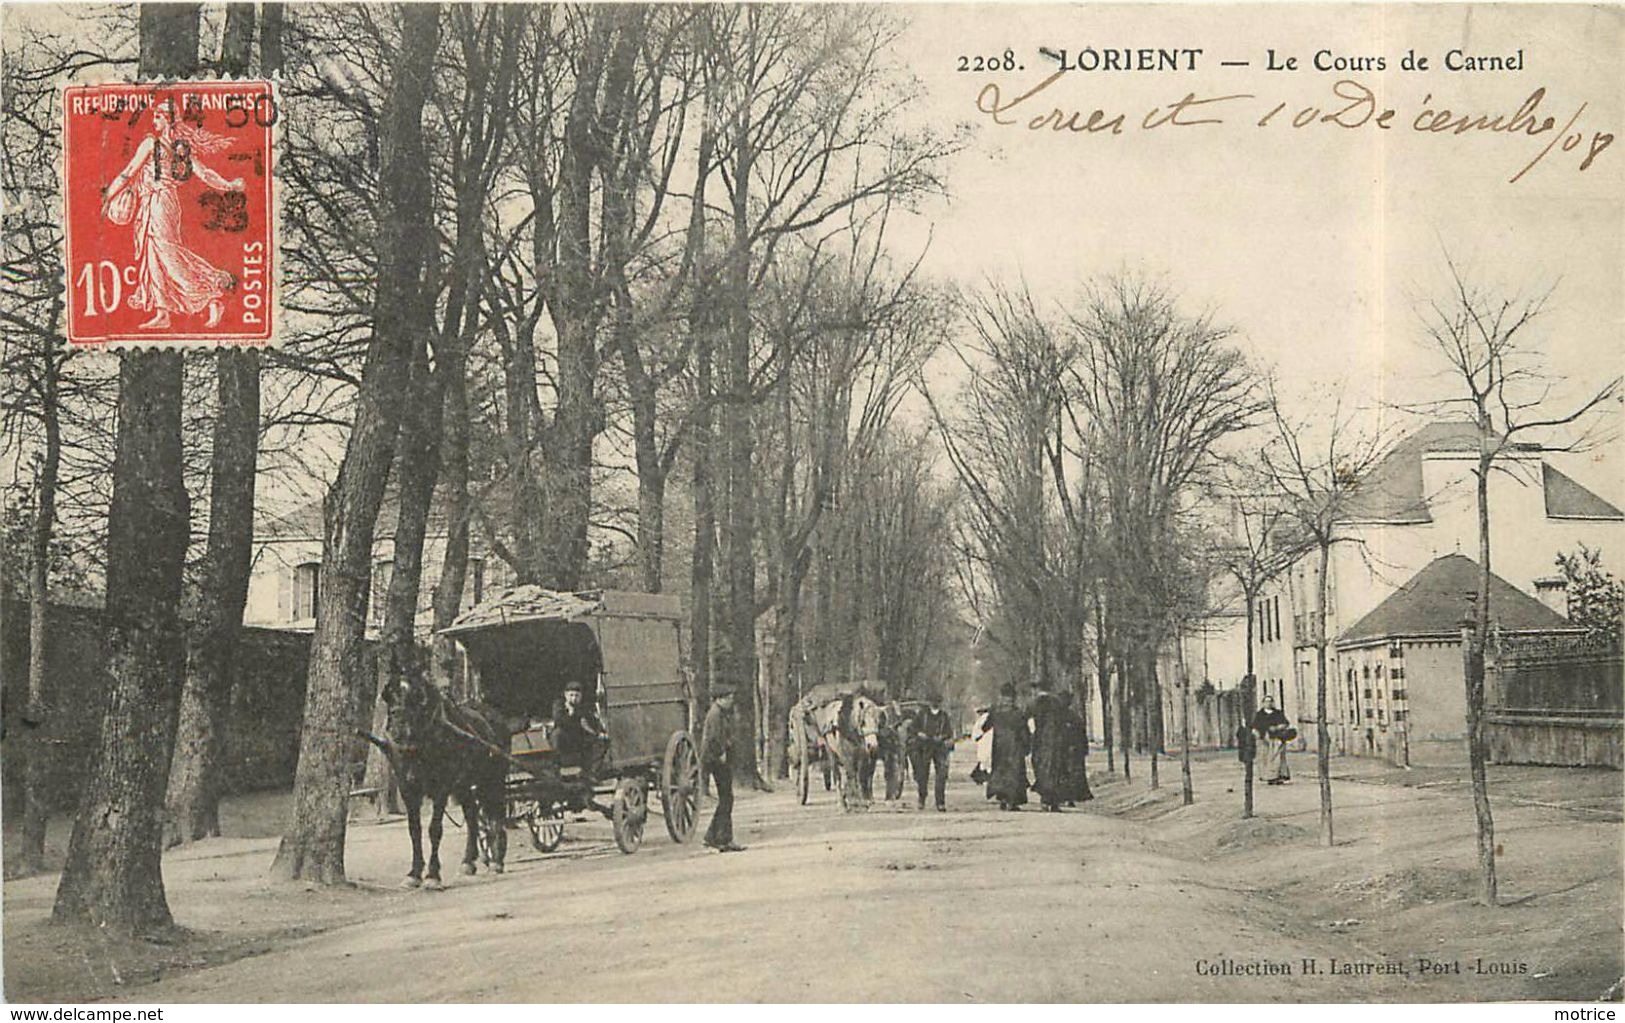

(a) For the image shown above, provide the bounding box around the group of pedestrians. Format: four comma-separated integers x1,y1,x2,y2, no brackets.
974,683,1091,812
700,680,1298,849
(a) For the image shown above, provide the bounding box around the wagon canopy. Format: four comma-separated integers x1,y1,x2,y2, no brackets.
439,587,689,758
796,680,885,712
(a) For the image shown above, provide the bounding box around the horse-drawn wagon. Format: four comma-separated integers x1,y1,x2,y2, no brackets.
788,682,886,809
438,587,702,855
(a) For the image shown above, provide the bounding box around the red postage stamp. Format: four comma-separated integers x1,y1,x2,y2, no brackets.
63,80,275,347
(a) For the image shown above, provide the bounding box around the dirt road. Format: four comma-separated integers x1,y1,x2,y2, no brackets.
5,751,1619,1003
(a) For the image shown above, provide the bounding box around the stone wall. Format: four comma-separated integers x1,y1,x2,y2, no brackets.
1,599,366,814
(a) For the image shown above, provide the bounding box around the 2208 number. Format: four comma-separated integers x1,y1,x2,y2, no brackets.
958,49,1020,72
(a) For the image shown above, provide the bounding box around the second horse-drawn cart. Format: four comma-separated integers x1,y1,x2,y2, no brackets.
438,587,702,855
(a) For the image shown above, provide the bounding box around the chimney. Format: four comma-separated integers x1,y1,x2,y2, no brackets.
1533,576,1569,618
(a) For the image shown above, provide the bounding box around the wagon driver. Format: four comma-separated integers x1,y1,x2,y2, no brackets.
553,680,608,778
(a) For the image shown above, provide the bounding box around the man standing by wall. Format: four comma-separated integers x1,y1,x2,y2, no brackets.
700,685,745,852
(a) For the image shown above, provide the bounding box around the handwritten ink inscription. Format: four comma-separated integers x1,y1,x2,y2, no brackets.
973,73,1614,184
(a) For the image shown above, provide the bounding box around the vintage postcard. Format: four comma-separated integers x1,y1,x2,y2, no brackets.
1,0,1620,1010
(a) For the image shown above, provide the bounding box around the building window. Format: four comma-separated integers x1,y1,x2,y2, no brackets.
1272,596,1281,640
293,562,320,621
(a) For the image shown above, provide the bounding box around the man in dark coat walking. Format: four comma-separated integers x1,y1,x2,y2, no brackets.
908,690,954,811
700,686,745,852
979,683,1030,810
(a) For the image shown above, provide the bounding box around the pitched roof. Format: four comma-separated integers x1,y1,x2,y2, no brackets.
1336,553,1579,646
1338,421,1618,527
1339,421,1483,524
256,477,520,541
1543,462,1625,520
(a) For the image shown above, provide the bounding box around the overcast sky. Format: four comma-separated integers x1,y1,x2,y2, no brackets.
892,3,1623,500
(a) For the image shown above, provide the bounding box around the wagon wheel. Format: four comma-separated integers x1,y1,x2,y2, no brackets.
660,731,701,843
612,778,648,854
525,806,565,853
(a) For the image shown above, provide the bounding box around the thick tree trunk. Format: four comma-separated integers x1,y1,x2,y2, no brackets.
20,346,62,874
505,330,543,583
1146,647,1160,790
1468,444,1499,905
51,5,198,935
166,346,259,846
689,283,716,714
363,340,444,816
431,312,472,692
165,7,261,848
271,3,441,885
635,456,666,593
718,139,760,785
537,315,597,591
536,8,641,592
1315,540,1334,847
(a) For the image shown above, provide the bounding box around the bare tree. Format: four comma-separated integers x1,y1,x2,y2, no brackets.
52,4,198,934
358,0,522,815
925,282,1072,709
165,1,276,849
271,2,441,885
1067,275,1261,790
1255,381,1392,847
0,16,125,873
698,5,953,780
756,219,937,774
1412,256,1621,905
1205,468,1314,818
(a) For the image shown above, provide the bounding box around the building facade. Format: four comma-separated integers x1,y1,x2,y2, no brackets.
245,490,520,635
1176,422,1623,756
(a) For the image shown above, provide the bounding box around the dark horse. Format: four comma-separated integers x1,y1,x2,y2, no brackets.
363,665,509,888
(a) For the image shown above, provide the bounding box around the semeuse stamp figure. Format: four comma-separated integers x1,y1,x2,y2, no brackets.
102,98,242,330
64,81,275,346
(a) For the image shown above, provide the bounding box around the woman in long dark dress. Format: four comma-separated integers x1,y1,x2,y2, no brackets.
1056,691,1092,805
1030,691,1068,812
980,683,1030,810
1253,695,1292,784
